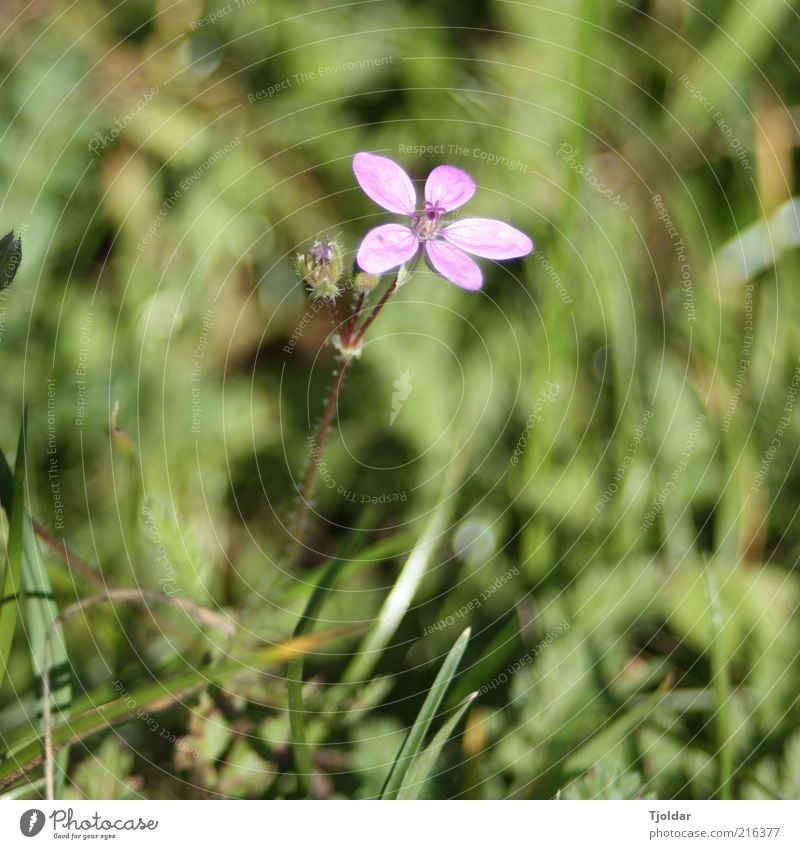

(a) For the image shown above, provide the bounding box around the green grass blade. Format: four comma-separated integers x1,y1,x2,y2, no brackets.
20,525,72,799
0,626,354,791
288,561,343,796
284,531,413,779
284,529,415,601
668,0,794,134
0,420,72,797
286,653,312,796
0,625,355,765
1,776,45,799
342,497,453,685
706,561,733,799
0,423,26,694
288,519,371,797
398,691,477,799
381,627,471,800
564,681,670,776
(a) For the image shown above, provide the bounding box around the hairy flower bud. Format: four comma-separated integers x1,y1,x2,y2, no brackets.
295,238,344,299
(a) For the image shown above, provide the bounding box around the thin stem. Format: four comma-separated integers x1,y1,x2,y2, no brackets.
285,357,347,797
31,520,236,647
288,356,348,561
42,590,234,800
706,561,733,799
346,290,366,343
285,269,404,796
31,519,122,591
352,278,397,345
288,271,403,554
326,297,341,331
287,655,312,796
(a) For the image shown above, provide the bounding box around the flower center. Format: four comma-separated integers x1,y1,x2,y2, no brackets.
411,200,446,240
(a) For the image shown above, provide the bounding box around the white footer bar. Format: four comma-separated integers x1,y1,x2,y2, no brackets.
2,800,798,848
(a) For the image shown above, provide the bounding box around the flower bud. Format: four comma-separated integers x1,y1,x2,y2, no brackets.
295,238,344,299
395,261,414,288
354,271,379,293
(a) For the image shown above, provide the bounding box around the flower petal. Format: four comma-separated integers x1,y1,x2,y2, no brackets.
424,165,476,212
425,239,483,290
356,224,419,274
441,217,534,259
353,152,416,215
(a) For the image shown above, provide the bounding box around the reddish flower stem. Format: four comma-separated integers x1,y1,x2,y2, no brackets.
288,356,348,560
346,290,366,343
287,271,404,561
326,298,341,331
352,277,397,345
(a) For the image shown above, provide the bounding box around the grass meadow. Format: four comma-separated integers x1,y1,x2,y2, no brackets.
1,0,800,801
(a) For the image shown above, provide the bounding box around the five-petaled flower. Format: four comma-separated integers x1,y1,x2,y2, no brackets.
353,152,533,290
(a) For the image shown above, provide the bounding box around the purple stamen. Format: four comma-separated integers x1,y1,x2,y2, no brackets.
311,241,332,265
413,200,446,240
352,152,533,290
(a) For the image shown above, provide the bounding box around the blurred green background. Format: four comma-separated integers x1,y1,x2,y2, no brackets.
1,0,800,799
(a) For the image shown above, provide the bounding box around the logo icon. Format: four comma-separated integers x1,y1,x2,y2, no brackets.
390,369,412,426
20,809,45,837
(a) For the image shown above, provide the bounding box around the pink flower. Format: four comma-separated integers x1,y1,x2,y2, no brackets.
353,152,533,291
